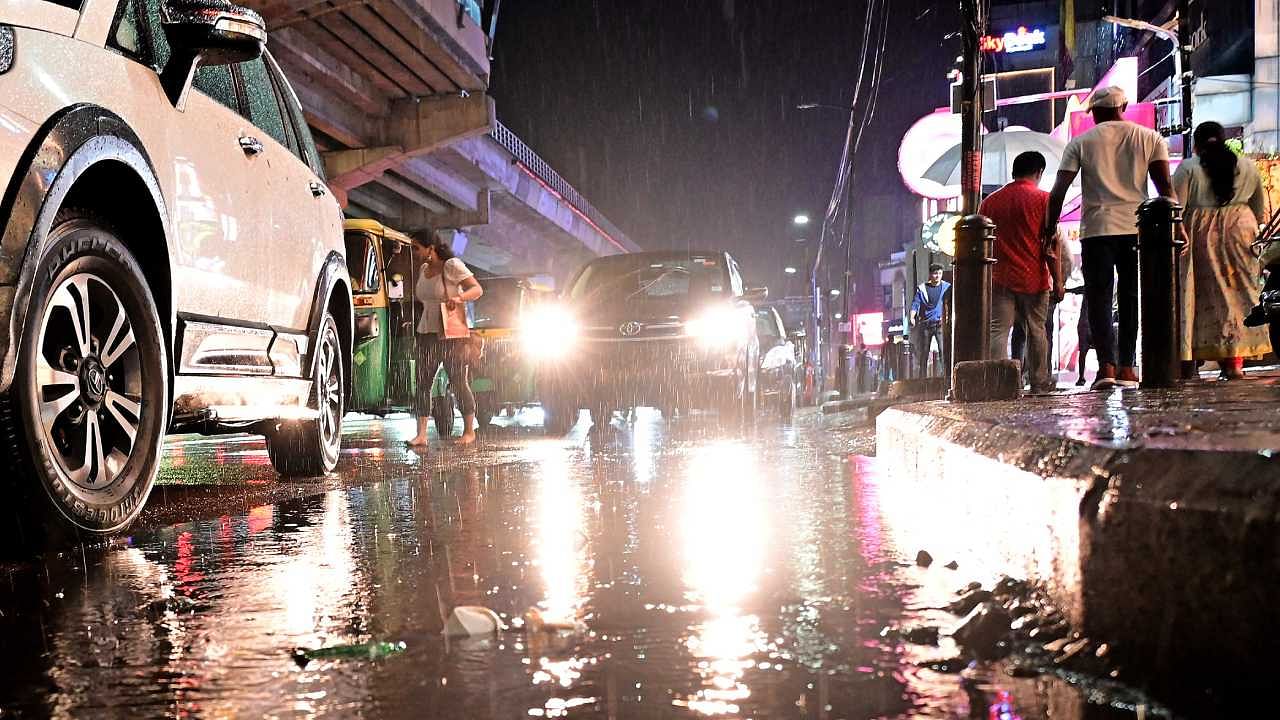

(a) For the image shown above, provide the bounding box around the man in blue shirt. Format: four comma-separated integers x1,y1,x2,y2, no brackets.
911,263,951,377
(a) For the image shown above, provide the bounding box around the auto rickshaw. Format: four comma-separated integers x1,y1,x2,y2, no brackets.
343,219,551,436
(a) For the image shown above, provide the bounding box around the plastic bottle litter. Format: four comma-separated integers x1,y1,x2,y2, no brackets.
444,606,504,637
291,640,407,667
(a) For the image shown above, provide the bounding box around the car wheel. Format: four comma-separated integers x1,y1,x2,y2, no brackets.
542,399,577,434
740,370,758,425
591,403,613,431
1,213,167,545
475,390,496,429
779,379,796,423
431,391,456,439
267,313,344,477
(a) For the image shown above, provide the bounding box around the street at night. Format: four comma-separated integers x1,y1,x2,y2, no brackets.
0,408,1180,719
3,0,1280,717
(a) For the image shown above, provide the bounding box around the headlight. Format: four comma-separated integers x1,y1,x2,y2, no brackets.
685,305,749,348
521,305,578,359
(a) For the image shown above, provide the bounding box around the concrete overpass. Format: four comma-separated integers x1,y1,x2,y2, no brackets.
243,0,637,283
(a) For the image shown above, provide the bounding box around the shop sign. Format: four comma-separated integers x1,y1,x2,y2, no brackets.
980,26,1047,54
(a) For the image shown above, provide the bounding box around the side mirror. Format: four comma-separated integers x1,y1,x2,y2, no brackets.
160,0,267,108
743,286,769,303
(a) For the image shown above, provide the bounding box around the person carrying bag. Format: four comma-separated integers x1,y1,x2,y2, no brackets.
403,232,484,449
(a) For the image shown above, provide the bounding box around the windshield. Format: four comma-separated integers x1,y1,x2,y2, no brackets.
343,233,381,295
755,310,782,341
569,254,727,305
472,278,523,328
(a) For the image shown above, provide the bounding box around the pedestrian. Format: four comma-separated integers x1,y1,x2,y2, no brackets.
981,151,1064,393
1045,86,1176,389
1070,288,1092,386
910,263,950,377
404,232,484,449
1173,121,1270,380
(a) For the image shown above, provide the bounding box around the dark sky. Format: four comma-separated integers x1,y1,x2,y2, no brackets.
490,1,960,307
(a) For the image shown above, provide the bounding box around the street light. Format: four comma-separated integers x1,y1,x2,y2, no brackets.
784,266,798,275
793,214,810,226
1102,14,1189,135
829,289,841,297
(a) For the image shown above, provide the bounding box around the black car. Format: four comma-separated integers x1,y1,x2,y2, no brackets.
528,251,763,431
754,305,801,421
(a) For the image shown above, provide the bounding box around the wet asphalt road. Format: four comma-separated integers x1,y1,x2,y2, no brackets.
0,408,1166,719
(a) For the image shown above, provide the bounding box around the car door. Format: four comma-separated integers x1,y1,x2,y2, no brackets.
236,53,334,335
124,0,277,375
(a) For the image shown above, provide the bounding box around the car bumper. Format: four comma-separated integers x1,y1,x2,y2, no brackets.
534,338,741,407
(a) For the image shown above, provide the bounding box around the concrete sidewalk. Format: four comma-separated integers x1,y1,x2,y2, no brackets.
875,371,1280,707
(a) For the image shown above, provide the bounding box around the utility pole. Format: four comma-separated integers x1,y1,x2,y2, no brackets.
951,0,995,370
1177,0,1194,149
959,0,985,215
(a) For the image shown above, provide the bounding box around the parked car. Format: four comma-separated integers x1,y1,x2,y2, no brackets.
530,251,762,432
0,0,352,543
754,304,801,421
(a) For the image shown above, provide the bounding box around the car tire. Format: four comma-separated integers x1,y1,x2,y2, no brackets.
740,370,758,426
475,390,496,429
542,399,577,434
779,379,796,423
431,391,456,440
267,313,344,478
1,213,168,547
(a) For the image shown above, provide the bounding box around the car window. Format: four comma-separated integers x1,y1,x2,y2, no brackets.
136,0,170,68
108,0,144,58
236,57,290,149
755,312,780,341
727,256,745,296
570,255,727,302
344,234,381,294
267,53,326,179
193,65,239,113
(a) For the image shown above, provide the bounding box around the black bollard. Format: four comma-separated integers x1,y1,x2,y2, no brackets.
1136,197,1184,388
951,215,996,365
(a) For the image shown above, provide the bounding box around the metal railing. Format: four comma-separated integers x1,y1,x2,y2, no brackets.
489,121,631,249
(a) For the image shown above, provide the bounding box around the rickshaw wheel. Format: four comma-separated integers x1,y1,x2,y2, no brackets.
432,392,455,439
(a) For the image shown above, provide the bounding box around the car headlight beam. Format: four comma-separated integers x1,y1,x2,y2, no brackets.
521,305,579,359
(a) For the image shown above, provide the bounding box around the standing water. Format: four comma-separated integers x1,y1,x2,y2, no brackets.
0,410,1168,718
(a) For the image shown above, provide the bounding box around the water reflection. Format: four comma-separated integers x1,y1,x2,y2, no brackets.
677,441,769,715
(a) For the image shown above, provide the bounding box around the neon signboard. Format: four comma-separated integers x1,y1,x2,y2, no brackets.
980,26,1047,54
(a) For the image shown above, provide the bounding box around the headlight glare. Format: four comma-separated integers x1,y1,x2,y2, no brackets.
686,305,747,348
521,305,578,359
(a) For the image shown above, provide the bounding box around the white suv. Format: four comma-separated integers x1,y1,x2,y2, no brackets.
0,0,352,544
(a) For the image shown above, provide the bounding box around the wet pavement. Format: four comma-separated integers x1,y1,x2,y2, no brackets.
0,408,1175,718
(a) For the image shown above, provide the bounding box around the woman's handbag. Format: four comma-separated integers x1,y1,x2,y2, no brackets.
440,273,470,339
439,272,485,362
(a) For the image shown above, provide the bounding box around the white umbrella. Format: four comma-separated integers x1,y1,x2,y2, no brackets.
923,129,1067,188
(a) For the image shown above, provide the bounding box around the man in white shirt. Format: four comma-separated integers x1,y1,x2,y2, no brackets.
1044,86,1174,390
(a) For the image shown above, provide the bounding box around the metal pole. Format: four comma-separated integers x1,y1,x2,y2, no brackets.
952,216,996,364
959,0,985,215
1137,197,1185,388
951,0,993,367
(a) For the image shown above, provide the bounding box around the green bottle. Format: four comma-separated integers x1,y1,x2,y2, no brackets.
292,640,407,667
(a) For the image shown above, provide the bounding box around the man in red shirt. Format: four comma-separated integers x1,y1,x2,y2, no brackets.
980,151,1065,393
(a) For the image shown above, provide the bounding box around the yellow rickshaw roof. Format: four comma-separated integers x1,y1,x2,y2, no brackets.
343,218,414,247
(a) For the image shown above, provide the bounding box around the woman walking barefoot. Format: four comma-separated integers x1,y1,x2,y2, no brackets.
1174,122,1269,380
403,233,484,448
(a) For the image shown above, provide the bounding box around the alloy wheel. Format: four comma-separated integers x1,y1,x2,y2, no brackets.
32,273,143,492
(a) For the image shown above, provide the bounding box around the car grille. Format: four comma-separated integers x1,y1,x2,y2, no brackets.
582,321,684,340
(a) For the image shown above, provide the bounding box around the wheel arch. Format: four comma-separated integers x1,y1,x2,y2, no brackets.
0,105,174,398
309,251,353,405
